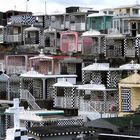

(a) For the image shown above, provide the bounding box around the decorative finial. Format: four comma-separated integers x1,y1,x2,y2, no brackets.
39,49,45,56
131,60,134,65
90,80,93,84
94,58,97,63
31,67,34,71
134,69,138,74
40,49,43,54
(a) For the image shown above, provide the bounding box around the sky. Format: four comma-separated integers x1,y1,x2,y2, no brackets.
0,0,139,15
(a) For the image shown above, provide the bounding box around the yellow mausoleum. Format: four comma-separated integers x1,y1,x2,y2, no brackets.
119,70,140,116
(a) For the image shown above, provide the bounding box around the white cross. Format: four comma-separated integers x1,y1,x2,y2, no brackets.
131,60,134,65
5,98,24,129
94,58,97,63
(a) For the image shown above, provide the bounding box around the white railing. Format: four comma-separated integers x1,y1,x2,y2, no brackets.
6,34,22,42
79,99,118,120
114,13,140,18
65,21,70,28
125,49,135,57
80,100,98,112
44,47,56,53
70,23,86,31
54,96,79,108
54,97,64,107
80,99,116,113
0,34,4,43
54,97,116,113
7,66,26,74
79,99,101,120
20,89,41,110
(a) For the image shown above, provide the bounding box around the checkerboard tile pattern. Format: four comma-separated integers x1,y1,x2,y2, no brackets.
25,119,84,128
121,88,131,112
107,71,120,88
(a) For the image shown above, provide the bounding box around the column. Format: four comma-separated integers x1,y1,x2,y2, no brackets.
98,36,101,54
118,84,122,112
71,87,75,108
103,91,107,112
25,55,28,72
51,60,54,74
42,78,46,100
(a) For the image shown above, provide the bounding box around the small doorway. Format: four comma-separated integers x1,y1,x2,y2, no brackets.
131,22,136,37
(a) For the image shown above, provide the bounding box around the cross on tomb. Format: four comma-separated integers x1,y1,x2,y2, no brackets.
94,58,97,63
134,69,138,74
5,98,24,129
131,60,134,65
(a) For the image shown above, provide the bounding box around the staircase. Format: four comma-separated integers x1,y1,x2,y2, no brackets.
20,110,43,121
20,89,41,110
79,101,101,121
79,100,117,121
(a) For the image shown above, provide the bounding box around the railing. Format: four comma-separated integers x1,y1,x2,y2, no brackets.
54,96,79,108
54,97,117,113
20,89,41,110
6,34,22,43
125,49,135,57
114,13,140,18
79,99,118,120
44,47,56,53
80,99,117,112
25,37,39,45
80,100,98,112
78,99,102,120
50,21,62,30
7,66,26,75
70,23,86,31
0,35,4,43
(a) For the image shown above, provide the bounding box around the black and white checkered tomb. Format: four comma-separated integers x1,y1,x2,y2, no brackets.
11,128,35,140
121,88,131,112
107,71,120,88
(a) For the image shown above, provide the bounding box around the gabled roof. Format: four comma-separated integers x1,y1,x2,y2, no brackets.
44,27,56,33
119,63,140,70
29,49,53,60
77,83,106,91
0,73,9,82
120,71,140,84
24,25,40,31
77,83,116,91
53,78,74,87
87,12,113,17
82,63,109,71
82,29,104,37
20,68,45,78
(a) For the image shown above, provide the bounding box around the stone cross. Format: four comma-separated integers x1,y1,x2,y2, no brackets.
131,60,134,65
94,58,97,63
5,98,24,129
